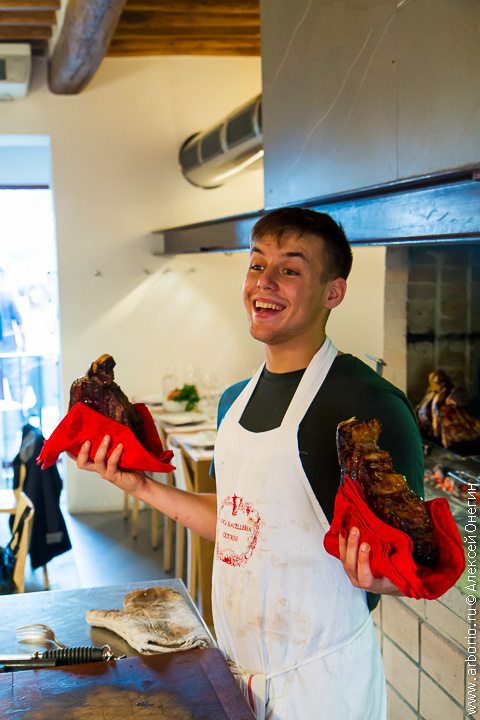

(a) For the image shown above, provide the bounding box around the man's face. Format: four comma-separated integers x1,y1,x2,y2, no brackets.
242,232,336,348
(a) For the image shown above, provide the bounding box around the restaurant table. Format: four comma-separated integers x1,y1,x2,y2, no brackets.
0,579,212,656
140,410,215,554
168,435,215,628
152,411,216,441
0,579,254,720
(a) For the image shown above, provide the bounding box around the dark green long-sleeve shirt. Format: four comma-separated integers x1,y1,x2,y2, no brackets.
213,354,425,610
215,354,424,511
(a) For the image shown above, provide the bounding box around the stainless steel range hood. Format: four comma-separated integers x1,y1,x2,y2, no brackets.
152,1,480,255
153,167,480,255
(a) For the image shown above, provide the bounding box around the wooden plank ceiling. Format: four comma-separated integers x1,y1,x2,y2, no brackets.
0,1,60,56
0,0,260,58
110,0,261,57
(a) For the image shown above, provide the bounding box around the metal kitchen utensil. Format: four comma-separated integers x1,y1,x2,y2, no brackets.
0,645,117,673
0,645,115,666
16,623,69,649
0,658,58,672
38,646,114,664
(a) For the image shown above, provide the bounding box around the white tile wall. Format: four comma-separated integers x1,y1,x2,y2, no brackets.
387,687,417,720
419,672,464,720
439,585,466,619
383,637,419,709
425,599,468,648
382,596,420,662
379,592,469,718
399,596,426,619
420,623,464,705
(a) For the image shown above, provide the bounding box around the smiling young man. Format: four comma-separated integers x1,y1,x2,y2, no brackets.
76,207,424,720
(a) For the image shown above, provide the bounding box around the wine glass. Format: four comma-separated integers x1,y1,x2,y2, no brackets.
162,367,178,398
201,371,220,422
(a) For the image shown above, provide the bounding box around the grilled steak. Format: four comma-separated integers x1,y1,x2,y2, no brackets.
69,354,145,444
336,417,438,565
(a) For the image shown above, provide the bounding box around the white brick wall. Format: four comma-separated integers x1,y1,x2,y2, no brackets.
377,589,468,719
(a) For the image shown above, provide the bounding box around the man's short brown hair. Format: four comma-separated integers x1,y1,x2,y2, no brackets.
251,207,353,280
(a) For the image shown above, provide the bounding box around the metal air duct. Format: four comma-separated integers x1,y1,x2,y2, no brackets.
179,94,263,189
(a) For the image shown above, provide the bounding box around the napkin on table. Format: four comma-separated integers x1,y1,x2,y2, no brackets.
86,586,211,654
323,476,465,600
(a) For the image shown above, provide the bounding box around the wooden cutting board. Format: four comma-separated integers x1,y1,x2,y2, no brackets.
0,648,254,720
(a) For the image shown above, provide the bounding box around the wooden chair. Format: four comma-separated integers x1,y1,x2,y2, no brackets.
9,492,34,593
167,443,198,599
13,461,49,589
124,493,163,550
156,424,175,568
123,421,173,553
161,425,210,571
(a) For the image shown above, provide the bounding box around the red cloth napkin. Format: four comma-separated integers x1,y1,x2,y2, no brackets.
37,402,175,473
323,476,465,600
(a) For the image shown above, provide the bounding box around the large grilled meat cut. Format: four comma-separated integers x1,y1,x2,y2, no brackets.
337,417,438,565
416,370,451,437
416,369,480,448
437,387,480,447
69,354,145,444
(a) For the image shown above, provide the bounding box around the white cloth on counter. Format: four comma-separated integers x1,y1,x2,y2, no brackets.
86,586,211,654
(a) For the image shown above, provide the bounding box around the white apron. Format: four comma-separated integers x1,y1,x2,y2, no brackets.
212,337,386,720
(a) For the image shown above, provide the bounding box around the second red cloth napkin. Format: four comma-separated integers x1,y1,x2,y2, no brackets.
37,402,175,474
323,476,465,600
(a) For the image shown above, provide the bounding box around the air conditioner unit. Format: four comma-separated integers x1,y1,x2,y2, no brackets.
0,44,31,101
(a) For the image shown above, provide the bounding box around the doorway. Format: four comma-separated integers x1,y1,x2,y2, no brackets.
0,187,62,488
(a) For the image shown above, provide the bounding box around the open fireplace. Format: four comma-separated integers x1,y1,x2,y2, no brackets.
384,242,480,525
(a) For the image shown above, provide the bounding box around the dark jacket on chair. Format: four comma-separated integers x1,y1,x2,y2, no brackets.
12,424,72,570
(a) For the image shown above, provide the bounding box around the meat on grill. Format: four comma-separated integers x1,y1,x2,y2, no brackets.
416,370,480,448
437,387,480,447
416,370,452,437
336,417,438,565
69,354,145,444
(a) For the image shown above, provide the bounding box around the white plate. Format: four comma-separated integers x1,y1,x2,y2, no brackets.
162,400,189,413
134,393,164,406
183,431,217,448
156,412,207,426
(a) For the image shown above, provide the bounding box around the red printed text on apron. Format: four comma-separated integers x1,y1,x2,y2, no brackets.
217,494,261,567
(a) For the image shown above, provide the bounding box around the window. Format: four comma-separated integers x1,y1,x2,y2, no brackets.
0,188,62,487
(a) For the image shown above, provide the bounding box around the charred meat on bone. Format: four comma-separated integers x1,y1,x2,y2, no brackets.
336,417,438,565
69,354,145,444
416,369,480,448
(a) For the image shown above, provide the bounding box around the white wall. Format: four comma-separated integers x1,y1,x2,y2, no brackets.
328,245,386,367
0,55,264,511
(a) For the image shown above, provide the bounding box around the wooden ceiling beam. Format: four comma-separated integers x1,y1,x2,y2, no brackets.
48,0,127,95
0,11,56,25
0,1,60,8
